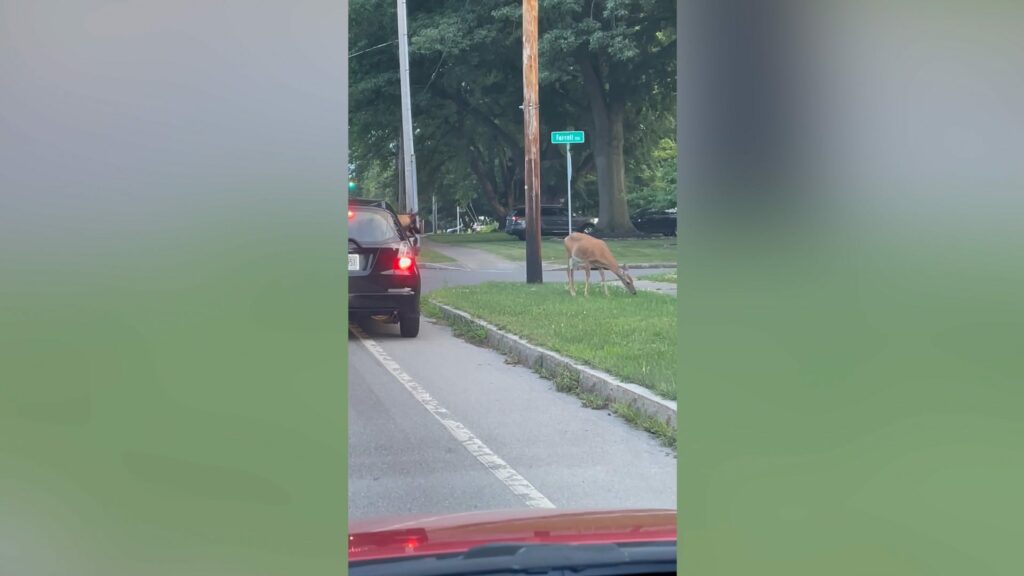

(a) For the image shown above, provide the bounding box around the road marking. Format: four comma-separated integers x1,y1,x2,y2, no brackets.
349,324,556,509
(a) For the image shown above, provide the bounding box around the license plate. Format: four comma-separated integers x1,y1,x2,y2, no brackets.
348,254,360,271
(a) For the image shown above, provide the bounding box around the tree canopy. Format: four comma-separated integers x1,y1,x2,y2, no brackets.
349,0,676,232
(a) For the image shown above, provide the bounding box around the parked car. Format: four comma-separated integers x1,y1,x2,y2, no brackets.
504,205,597,240
348,198,421,338
631,207,676,236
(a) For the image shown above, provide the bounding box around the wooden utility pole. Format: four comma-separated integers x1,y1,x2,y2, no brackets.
522,0,543,283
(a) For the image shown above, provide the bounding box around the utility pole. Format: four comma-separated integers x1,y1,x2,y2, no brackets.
396,136,405,212
396,0,419,220
522,0,542,283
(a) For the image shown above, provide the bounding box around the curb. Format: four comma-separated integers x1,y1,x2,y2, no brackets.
431,303,677,429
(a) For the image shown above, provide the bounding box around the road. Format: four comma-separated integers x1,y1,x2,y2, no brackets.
348,242,677,520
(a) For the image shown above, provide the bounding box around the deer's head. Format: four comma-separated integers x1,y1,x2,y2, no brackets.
619,264,637,295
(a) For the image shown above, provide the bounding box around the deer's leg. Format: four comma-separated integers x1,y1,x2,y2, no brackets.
567,257,576,296
600,268,609,296
584,265,591,297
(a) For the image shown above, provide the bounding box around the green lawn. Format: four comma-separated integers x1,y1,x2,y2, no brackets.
429,232,678,265
643,272,677,284
416,245,457,264
428,282,677,400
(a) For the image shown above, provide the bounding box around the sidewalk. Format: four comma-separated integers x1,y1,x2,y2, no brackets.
423,239,564,272
426,238,677,296
421,240,520,271
633,278,677,297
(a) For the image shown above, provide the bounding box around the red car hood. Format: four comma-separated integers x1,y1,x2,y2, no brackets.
349,508,676,562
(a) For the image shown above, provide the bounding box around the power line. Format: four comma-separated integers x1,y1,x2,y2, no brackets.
352,39,399,59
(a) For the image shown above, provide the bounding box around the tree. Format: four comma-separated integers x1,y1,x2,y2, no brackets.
541,0,676,233
349,0,676,229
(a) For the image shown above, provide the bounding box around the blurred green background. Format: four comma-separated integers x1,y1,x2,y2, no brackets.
1,204,348,574
678,228,1023,574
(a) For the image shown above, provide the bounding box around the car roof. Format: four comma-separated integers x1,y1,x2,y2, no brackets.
349,197,401,214
350,197,391,207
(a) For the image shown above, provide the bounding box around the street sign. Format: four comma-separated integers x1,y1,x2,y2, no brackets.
551,131,584,144
551,132,584,233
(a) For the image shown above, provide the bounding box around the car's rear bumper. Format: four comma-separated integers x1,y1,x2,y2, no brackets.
349,289,419,318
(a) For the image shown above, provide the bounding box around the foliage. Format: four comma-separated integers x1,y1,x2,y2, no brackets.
349,0,675,223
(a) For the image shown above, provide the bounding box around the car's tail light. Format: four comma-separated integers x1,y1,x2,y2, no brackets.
394,242,415,273
348,209,355,220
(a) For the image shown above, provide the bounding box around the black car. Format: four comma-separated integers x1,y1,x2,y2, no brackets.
350,196,421,252
631,207,676,236
348,199,421,337
504,205,597,240
350,197,399,213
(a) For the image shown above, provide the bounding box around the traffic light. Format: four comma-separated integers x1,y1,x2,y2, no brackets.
348,181,357,192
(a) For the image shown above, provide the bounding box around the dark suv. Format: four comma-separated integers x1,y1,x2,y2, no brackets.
504,205,597,240
348,198,420,338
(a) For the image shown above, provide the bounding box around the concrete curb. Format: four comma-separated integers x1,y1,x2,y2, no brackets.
431,303,677,429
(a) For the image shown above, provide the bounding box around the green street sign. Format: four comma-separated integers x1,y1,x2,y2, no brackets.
551,131,584,144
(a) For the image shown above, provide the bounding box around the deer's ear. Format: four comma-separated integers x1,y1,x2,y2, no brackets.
621,264,629,272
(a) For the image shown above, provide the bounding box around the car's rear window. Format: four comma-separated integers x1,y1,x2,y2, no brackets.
349,208,401,242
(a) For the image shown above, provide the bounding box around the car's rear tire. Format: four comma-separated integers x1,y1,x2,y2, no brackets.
399,312,420,338
515,232,525,241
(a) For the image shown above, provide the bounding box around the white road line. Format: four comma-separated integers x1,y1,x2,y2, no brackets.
349,324,556,509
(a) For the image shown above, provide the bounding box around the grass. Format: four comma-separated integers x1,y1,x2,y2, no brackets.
427,282,676,400
642,272,677,284
424,302,676,451
611,402,676,450
429,231,678,265
421,300,487,345
415,245,457,264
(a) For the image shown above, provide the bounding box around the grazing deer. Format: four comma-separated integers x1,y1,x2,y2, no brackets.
564,232,637,297
397,213,421,235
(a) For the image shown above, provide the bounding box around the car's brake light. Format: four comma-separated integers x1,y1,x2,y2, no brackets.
394,242,415,272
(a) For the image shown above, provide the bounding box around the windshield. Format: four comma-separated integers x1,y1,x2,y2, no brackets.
348,0,677,569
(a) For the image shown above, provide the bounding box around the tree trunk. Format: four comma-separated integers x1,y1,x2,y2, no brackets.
606,100,634,231
503,158,518,211
465,145,508,218
578,52,637,234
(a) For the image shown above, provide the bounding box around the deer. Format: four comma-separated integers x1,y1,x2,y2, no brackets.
564,232,637,297
397,213,421,235
397,213,422,254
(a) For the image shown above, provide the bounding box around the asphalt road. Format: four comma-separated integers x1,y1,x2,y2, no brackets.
348,245,677,520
